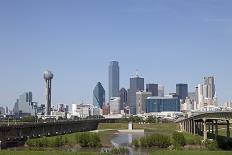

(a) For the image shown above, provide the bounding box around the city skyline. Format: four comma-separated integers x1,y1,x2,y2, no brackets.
1,0,232,108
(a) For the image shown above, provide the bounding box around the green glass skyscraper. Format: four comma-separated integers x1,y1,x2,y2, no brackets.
93,82,105,108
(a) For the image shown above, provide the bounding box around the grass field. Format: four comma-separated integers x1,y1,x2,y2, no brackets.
0,151,109,155
98,123,179,135
151,151,232,155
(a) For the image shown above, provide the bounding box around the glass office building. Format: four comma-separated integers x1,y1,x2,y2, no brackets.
108,61,119,101
146,96,180,112
93,82,105,109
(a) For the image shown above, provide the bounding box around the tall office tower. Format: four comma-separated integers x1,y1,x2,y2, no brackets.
197,76,216,110
108,61,119,101
128,73,144,115
204,76,215,99
158,85,165,97
93,82,105,109
119,88,128,110
13,92,34,115
176,84,188,100
146,84,158,96
136,91,152,114
194,86,199,110
44,70,54,116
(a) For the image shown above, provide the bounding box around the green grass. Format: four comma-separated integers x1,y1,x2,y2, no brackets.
98,123,179,135
182,133,202,145
0,151,109,155
151,151,232,155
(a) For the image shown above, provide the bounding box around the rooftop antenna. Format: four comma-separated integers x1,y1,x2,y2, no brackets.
135,69,139,77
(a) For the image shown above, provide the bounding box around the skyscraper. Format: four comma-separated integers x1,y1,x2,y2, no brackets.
204,76,215,99
108,61,119,101
93,82,105,109
128,73,144,115
197,76,216,109
44,70,53,116
119,88,128,110
146,84,158,96
13,92,35,115
176,84,188,100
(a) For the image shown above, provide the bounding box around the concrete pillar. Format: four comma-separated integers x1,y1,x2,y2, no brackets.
215,120,218,140
193,121,196,135
208,123,211,133
212,121,214,134
203,118,207,141
226,120,230,138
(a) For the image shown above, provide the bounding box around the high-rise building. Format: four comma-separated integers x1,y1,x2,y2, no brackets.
158,85,165,97
44,70,54,116
13,92,35,115
136,91,152,114
108,61,119,101
93,82,105,109
176,84,188,100
146,84,158,96
119,88,128,110
128,73,144,115
197,76,217,110
204,76,215,99
146,96,180,113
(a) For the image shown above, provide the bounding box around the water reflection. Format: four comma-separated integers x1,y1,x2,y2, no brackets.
110,132,156,155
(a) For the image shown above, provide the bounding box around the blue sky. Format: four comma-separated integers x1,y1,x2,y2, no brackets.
0,0,232,108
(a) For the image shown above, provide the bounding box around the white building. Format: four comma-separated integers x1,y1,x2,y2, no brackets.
51,111,66,119
110,97,121,114
196,77,217,110
181,97,194,112
136,91,152,114
158,85,165,97
71,104,91,118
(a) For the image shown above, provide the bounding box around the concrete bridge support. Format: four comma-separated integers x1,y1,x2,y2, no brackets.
226,120,230,138
203,118,207,141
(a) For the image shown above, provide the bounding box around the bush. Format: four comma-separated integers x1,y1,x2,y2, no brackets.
204,140,218,151
77,132,101,147
110,147,129,155
132,134,171,148
216,136,232,150
172,131,186,148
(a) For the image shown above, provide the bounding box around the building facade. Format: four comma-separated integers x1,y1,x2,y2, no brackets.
108,61,119,101
136,91,152,114
146,84,158,96
146,96,180,113
109,97,121,114
176,83,188,100
119,88,128,110
128,74,144,115
13,92,35,116
93,82,105,109
197,76,217,110
158,85,165,97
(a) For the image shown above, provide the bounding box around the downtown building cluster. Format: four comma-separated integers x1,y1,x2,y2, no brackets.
1,62,232,120
72,61,229,120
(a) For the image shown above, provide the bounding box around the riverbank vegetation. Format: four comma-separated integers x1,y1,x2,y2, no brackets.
0,151,109,155
26,132,101,148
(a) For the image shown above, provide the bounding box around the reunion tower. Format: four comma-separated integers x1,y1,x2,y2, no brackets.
43,70,54,116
